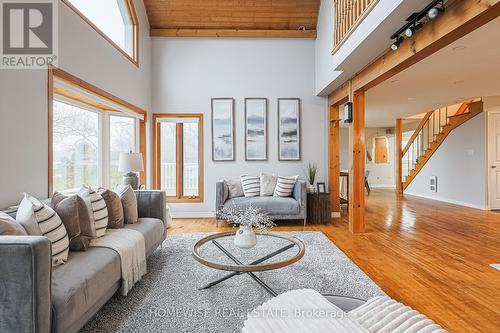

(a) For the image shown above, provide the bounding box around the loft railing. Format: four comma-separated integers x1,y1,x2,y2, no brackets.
334,0,378,50
401,101,472,184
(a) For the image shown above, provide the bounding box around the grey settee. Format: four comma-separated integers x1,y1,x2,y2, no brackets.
0,190,167,333
216,179,307,224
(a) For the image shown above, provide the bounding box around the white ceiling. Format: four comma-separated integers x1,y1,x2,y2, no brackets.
365,16,500,128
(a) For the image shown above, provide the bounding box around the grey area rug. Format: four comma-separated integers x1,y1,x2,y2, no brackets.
80,231,384,333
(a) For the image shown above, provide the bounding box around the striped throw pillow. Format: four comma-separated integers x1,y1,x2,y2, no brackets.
18,193,69,266
78,186,108,238
241,176,261,197
273,176,299,197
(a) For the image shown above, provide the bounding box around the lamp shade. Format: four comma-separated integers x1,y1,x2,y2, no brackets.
118,152,144,173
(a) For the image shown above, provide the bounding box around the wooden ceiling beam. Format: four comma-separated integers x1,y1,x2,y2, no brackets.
150,28,316,38
328,0,500,105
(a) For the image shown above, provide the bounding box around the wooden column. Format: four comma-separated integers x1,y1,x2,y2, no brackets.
348,91,365,233
329,104,340,218
395,118,403,195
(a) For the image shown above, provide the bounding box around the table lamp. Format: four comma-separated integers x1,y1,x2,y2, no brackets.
118,151,144,190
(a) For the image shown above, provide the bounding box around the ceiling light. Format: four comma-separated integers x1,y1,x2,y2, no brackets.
408,97,417,101
404,23,423,38
391,36,404,51
428,1,444,20
427,7,440,19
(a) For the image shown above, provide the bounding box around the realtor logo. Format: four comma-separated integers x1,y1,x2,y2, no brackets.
1,0,58,69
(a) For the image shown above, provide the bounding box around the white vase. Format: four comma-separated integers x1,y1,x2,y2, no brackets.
307,183,316,193
234,225,257,249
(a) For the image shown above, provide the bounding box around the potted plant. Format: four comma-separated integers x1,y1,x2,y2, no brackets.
306,162,318,193
218,205,275,249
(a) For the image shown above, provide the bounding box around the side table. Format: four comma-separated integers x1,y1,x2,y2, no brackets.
307,192,331,224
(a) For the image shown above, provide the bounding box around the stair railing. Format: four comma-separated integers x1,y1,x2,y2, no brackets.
400,102,471,183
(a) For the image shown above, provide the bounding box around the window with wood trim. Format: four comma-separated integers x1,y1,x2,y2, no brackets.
153,114,204,202
63,0,138,64
49,67,147,195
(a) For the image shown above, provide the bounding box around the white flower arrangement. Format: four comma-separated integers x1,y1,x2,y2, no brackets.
218,204,275,233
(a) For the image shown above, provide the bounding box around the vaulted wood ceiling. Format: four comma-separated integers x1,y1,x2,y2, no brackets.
144,0,320,38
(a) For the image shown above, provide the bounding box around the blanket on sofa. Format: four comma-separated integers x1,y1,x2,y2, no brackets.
90,229,146,296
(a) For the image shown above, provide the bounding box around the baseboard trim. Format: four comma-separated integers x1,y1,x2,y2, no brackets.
370,184,395,189
403,191,487,210
171,211,215,219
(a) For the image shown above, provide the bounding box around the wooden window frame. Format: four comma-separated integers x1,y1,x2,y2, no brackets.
62,0,139,66
152,113,204,203
48,65,147,196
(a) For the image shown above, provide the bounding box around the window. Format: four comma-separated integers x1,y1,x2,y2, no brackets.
65,0,138,63
52,101,139,193
110,115,136,188
49,67,146,195
153,114,204,202
53,101,100,192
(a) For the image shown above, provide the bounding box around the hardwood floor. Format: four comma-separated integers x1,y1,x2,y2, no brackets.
169,189,500,332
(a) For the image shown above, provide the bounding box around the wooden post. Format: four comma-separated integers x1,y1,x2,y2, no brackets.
329,104,341,218
348,91,365,233
396,118,403,195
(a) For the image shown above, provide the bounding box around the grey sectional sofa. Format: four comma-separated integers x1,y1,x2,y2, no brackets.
216,179,307,224
0,190,167,333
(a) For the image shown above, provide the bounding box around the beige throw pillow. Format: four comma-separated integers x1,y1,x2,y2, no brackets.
115,184,138,224
51,193,91,251
78,186,108,238
224,177,244,198
98,188,124,228
0,211,27,235
53,192,95,242
17,193,70,266
260,172,277,196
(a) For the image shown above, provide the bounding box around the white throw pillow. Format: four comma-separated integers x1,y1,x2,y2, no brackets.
241,176,261,197
78,186,108,237
260,172,277,196
273,176,299,197
224,177,244,198
17,193,69,266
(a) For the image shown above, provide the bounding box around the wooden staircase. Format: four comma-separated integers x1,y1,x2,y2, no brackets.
401,100,483,190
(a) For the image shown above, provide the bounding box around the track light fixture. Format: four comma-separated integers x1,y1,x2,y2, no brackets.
390,0,445,51
427,5,444,20
391,36,404,51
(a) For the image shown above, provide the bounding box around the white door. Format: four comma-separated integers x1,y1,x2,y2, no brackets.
488,113,500,209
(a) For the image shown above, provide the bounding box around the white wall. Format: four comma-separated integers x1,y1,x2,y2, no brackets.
405,112,487,209
366,128,396,188
152,38,326,217
339,127,395,188
0,0,152,209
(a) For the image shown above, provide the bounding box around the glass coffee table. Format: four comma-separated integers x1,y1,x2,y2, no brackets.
192,232,305,296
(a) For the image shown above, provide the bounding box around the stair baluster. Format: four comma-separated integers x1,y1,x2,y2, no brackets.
400,100,482,191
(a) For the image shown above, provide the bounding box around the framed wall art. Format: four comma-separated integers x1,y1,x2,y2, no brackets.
211,98,235,161
245,98,268,161
278,98,301,161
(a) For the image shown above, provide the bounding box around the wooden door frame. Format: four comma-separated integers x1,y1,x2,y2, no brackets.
152,113,204,203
